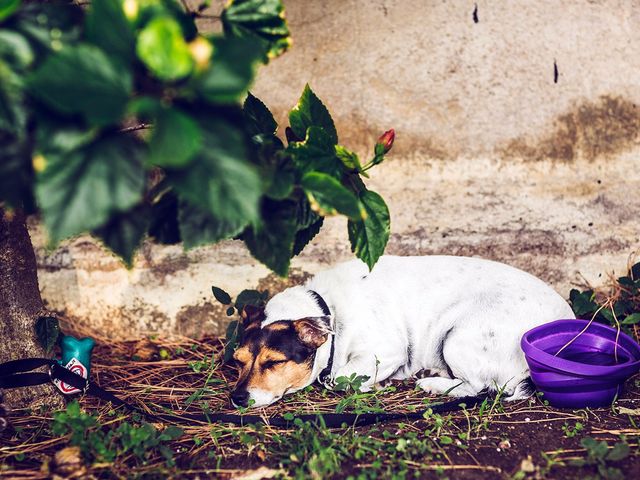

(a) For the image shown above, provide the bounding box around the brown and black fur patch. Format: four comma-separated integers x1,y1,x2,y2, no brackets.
233,321,318,396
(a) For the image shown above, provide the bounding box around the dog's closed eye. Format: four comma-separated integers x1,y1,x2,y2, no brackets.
262,359,287,369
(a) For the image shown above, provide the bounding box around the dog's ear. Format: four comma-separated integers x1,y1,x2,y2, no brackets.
293,316,333,348
241,305,265,329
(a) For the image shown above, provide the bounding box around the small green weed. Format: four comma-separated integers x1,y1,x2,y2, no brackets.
569,261,640,332
570,437,630,480
51,401,183,466
562,421,584,438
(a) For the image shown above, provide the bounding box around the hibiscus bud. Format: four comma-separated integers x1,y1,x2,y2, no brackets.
376,129,395,154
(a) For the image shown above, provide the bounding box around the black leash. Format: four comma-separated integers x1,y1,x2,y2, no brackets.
0,358,483,428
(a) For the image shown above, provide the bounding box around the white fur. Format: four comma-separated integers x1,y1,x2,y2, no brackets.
263,255,575,400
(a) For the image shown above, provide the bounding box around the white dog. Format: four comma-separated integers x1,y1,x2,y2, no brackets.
230,255,575,408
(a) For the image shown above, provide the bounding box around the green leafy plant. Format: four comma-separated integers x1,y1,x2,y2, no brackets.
570,437,630,480
333,373,371,393
51,400,183,466
562,421,584,438
34,315,60,353
570,261,640,332
211,285,269,362
0,0,393,277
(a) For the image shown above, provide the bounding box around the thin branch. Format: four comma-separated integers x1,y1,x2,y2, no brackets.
119,123,152,134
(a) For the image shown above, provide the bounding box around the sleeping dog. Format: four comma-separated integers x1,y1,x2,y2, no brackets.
230,255,575,408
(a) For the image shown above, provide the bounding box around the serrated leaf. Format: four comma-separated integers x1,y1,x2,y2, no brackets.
289,84,337,145
606,442,630,462
85,0,135,63
569,289,598,317
244,92,277,136
235,289,266,311
35,316,60,353
621,312,640,325
178,200,247,249
211,287,231,306
148,107,203,168
335,145,364,173
35,133,145,244
196,36,263,103
293,217,323,256
348,190,390,270
169,115,260,225
137,15,193,81
287,126,342,177
27,43,131,126
243,199,297,276
93,205,148,267
221,0,290,60
301,172,364,220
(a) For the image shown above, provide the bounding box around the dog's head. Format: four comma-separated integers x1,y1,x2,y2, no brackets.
230,289,332,408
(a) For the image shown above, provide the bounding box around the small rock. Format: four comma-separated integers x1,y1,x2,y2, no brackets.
131,338,159,361
498,439,511,449
51,446,89,479
520,456,535,473
232,466,283,480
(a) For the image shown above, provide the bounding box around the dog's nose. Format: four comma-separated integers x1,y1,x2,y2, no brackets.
231,390,249,408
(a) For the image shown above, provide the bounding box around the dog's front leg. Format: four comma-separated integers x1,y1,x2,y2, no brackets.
331,353,401,392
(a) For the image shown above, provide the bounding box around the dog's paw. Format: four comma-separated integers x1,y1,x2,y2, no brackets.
416,377,477,397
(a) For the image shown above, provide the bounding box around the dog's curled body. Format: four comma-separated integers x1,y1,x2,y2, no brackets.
262,255,575,403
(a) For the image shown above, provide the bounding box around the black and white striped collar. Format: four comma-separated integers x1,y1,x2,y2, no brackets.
308,290,335,385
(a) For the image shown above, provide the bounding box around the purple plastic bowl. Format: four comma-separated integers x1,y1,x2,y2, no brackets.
521,319,640,408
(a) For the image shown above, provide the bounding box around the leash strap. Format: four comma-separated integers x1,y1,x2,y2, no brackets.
0,358,483,428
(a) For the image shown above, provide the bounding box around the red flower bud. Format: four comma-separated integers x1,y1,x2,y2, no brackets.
377,129,395,154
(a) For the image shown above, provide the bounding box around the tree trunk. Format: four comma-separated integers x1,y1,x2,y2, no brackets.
0,207,64,412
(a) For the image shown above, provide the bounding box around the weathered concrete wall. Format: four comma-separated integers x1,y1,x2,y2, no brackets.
33,0,640,338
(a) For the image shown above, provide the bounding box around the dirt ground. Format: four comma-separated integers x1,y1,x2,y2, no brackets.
1,329,639,480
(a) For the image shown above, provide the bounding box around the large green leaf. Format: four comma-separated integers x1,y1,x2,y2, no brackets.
293,216,323,256
301,172,364,220
0,59,27,136
243,92,277,136
137,15,193,81
35,316,60,354
289,84,338,145
0,0,20,22
35,133,145,244
93,205,149,267
287,126,342,177
85,0,135,63
148,106,203,168
169,116,260,225
243,199,298,276
347,190,390,270
335,145,364,174
27,43,132,126
0,30,34,69
221,0,290,60
178,200,247,249
195,36,263,104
